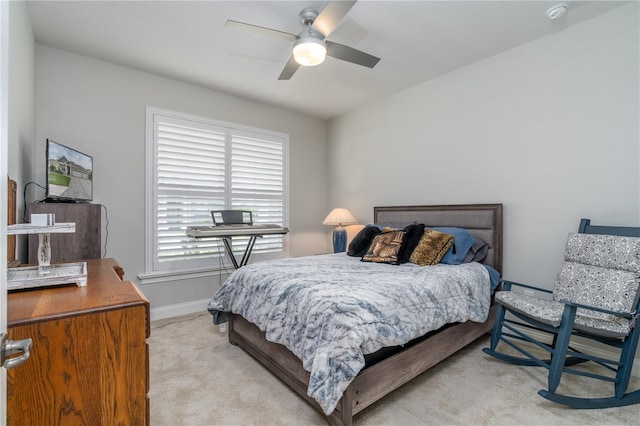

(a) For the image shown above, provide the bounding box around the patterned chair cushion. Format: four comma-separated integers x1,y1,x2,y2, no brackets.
495,291,563,327
574,315,633,339
495,291,633,338
564,233,640,273
553,261,640,321
496,233,640,339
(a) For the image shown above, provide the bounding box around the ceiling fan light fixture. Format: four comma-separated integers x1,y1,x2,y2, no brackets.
293,36,327,66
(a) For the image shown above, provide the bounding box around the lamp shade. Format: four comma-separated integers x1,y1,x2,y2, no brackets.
322,208,358,226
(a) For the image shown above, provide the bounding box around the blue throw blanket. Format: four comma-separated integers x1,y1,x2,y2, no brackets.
208,253,491,414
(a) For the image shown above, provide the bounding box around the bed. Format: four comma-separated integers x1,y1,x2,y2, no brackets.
208,203,503,425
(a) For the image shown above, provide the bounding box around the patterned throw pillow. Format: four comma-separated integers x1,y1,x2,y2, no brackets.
361,230,406,265
409,228,454,266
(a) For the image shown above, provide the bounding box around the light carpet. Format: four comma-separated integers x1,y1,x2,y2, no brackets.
149,312,638,425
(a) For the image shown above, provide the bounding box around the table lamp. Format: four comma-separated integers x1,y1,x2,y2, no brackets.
322,208,358,253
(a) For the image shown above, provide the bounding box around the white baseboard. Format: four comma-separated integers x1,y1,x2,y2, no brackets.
150,298,211,321
511,326,640,379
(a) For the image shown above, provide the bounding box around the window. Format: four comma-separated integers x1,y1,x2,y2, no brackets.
144,107,288,276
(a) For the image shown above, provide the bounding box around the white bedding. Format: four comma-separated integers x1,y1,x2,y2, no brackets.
208,253,491,415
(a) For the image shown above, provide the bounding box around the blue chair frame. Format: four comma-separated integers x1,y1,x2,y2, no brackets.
483,219,640,408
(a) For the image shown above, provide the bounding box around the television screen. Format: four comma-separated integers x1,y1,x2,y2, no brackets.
46,139,93,202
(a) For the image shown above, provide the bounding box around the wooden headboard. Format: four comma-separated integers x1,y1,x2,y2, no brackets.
8,177,17,267
374,203,503,273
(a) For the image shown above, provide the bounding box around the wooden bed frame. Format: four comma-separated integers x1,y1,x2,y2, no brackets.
227,203,503,425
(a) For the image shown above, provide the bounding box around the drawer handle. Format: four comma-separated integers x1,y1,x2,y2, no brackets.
1,333,33,370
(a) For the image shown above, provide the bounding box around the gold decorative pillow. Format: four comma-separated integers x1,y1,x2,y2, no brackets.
409,228,454,266
361,230,406,264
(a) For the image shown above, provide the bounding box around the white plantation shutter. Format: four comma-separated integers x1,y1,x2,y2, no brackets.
147,109,288,273
230,130,285,256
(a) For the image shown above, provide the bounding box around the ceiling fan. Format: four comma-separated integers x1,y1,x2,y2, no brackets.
226,0,380,80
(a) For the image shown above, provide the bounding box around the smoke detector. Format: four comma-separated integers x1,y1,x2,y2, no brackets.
546,3,568,20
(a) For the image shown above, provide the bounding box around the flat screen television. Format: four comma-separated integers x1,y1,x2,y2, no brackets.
45,139,93,203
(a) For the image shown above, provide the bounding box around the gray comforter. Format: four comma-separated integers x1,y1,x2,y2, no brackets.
208,253,491,415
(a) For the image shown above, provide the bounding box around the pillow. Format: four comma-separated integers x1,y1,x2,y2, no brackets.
409,228,454,266
463,237,490,263
361,230,406,265
433,227,475,265
347,226,381,257
397,223,426,264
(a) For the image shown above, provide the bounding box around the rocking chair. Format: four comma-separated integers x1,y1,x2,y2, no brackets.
483,219,640,408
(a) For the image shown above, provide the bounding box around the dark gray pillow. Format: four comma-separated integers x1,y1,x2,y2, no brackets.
463,238,490,263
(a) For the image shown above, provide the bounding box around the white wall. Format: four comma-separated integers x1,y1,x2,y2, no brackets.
34,46,329,313
327,4,639,288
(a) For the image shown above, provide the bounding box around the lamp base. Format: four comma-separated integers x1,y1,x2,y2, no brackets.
332,227,347,253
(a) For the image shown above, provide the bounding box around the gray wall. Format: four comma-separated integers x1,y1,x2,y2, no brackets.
33,46,329,315
327,4,639,289
11,3,640,316
7,0,35,261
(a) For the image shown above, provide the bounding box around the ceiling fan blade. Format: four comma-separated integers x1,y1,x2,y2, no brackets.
278,56,301,80
312,0,357,37
325,41,380,69
225,20,298,42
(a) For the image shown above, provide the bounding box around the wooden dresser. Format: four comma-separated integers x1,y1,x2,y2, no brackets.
6,258,150,426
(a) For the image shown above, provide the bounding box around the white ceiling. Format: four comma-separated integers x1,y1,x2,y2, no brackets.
27,1,627,120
